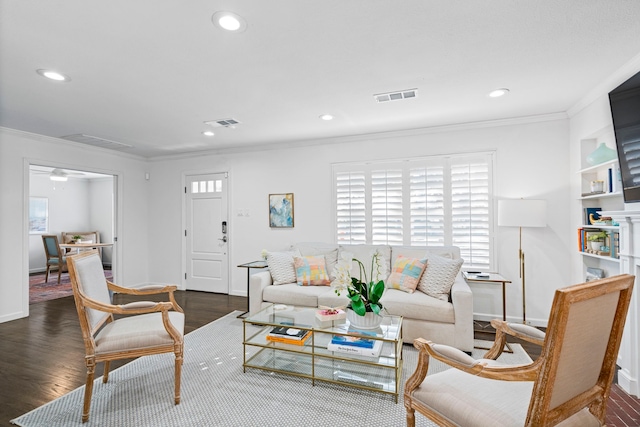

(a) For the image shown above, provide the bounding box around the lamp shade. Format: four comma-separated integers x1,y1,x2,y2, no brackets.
498,199,547,228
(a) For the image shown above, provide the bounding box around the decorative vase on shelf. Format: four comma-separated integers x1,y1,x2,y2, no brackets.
586,143,617,166
346,309,383,330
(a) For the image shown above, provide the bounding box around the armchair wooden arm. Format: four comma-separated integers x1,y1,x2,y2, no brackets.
484,320,546,360
79,292,175,316
107,281,183,313
407,339,540,389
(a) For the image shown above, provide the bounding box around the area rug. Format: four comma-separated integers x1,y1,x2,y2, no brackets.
12,311,531,427
29,270,112,304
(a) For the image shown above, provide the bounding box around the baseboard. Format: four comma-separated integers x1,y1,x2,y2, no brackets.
618,369,639,397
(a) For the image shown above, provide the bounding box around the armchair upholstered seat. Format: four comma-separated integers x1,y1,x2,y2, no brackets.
67,250,185,423
404,274,634,427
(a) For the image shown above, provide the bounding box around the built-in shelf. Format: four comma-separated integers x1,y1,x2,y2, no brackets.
580,192,622,200
579,251,620,262
578,159,618,174
579,225,619,231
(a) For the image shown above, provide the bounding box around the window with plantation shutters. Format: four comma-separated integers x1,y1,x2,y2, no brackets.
333,152,494,270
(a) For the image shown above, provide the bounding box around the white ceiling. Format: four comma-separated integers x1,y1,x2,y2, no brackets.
2,1,640,158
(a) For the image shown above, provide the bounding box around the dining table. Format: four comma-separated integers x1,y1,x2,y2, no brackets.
59,242,114,254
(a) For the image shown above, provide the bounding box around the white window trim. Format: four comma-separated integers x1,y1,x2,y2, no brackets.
332,151,496,271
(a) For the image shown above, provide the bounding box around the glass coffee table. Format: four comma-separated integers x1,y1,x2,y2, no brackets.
243,304,403,402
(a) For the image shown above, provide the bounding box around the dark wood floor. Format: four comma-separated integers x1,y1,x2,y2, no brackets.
1,292,637,426
0,291,246,425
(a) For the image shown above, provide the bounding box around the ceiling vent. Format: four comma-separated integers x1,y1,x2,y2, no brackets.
61,134,133,150
374,89,418,103
204,118,241,128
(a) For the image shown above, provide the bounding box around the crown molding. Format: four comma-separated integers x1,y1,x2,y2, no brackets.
567,52,640,118
148,112,568,162
0,127,146,161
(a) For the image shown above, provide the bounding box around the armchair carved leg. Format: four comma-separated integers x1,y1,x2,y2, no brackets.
82,358,96,423
103,361,110,383
174,345,183,405
404,339,432,427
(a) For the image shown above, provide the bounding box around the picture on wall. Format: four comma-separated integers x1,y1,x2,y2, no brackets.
29,197,48,233
269,193,294,228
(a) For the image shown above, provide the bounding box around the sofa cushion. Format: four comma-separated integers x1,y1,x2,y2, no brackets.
339,244,391,279
418,253,464,301
266,250,300,285
263,283,330,307
294,255,330,286
387,255,427,293
317,290,350,309
294,243,339,280
381,289,454,323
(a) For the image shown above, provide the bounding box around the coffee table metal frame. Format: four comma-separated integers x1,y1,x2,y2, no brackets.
242,304,403,402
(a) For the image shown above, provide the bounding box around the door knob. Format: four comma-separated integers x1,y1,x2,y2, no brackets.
219,236,227,243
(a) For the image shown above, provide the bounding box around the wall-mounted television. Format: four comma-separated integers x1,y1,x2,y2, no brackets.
609,70,640,203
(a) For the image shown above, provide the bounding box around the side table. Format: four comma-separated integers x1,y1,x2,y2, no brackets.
463,271,512,352
236,260,268,318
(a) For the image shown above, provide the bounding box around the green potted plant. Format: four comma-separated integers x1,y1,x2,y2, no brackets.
72,234,83,243
331,250,386,329
587,231,608,251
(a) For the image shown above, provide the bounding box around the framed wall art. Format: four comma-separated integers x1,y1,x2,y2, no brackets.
29,197,49,234
269,193,294,228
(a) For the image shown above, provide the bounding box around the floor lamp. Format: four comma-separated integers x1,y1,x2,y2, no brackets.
498,199,547,324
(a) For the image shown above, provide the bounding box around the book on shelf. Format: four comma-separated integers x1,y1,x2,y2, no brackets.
607,165,622,193
328,339,383,357
330,334,375,348
611,232,620,259
266,330,312,346
583,207,601,225
268,326,309,340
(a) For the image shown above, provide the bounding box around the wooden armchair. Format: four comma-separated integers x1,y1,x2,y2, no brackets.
41,234,67,283
404,274,634,427
66,250,185,423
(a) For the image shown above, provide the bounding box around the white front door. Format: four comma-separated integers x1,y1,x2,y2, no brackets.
185,173,228,293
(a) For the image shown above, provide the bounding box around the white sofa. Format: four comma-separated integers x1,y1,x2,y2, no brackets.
249,243,474,352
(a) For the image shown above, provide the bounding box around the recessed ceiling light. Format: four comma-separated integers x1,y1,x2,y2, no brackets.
36,69,71,82
203,131,215,137
319,114,334,121
212,11,247,32
489,88,510,98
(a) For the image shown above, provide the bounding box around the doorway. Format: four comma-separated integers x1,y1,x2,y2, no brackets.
28,164,117,303
184,172,229,293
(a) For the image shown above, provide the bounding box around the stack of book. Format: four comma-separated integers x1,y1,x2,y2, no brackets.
266,326,312,346
327,334,383,357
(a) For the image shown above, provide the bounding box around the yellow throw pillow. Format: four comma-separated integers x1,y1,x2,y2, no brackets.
294,256,330,286
387,255,427,293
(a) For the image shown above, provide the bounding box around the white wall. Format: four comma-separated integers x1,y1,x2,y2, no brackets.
0,128,149,323
89,178,115,265
148,116,572,326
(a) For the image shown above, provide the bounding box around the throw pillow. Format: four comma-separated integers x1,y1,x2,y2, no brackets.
387,256,427,293
266,250,300,285
294,255,330,286
417,253,464,301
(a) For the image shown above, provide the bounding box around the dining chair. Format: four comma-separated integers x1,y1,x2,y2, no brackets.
66,250,185,423
404,274,634,427
41,234,67,283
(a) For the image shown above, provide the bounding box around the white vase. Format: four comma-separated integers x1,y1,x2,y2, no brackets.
590,241,602,251
346,309,383,330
